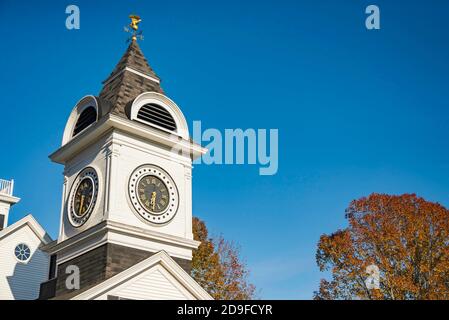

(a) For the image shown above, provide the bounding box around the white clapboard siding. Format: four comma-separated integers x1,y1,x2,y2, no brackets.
107,265,194,300
0,224,49,300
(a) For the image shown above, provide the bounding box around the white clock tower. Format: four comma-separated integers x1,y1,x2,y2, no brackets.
42,35,207,298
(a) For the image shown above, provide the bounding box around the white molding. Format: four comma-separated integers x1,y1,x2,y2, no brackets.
71,251,212,300
58,175,68,242
50,114,206,165
45,220,200,264
101,131,192,167
43,220,106,255
0,194,20,205
111,133,193,168
56,238,108,266
107,220,199,249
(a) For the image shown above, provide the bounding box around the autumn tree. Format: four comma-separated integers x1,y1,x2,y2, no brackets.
191,217,256,300
315,193,449,300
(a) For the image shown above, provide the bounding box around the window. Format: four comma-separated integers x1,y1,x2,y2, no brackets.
136,104,177,132
48,254,57,279
15,243,31,262
73,106,97,136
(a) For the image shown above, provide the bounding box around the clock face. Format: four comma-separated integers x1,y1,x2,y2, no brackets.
129,165,179,224
137,176,170,213
73,178,94,217
68,167,99,227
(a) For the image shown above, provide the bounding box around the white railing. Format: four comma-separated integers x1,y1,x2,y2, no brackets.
0,179,14,196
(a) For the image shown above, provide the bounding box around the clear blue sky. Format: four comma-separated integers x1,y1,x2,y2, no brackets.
1,0,448,299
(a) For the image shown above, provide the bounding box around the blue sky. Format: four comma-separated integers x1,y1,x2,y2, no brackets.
1,0,448,299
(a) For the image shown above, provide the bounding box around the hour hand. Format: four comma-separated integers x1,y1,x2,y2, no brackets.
79,195,85,215
150,191,157,211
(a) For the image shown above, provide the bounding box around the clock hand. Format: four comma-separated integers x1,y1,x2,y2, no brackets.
79,195,85,215
150,191,156,211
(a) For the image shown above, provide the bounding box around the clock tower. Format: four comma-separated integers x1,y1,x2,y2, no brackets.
43,35,206,298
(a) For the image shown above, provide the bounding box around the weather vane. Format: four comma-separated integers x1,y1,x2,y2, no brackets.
124,14,144,42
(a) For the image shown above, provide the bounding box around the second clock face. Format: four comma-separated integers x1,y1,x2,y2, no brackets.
73,178,94,217
137,176,169,213
68,167,99,227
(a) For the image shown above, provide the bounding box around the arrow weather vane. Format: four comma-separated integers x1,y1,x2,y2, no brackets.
124,14,144,42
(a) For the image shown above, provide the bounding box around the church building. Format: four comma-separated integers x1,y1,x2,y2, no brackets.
0,18,212,300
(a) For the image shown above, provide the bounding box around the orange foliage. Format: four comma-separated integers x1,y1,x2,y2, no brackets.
315,193,449,300
191,217,256,300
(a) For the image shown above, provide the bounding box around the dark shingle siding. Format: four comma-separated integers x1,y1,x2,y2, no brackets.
51,243,191,299
99,40,164,121
55,244,108,296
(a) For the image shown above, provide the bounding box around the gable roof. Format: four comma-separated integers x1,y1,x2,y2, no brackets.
0,214,52,244
71,250,212,300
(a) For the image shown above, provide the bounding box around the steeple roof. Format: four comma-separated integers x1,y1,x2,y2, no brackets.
99,40,164,119
105,39,160,82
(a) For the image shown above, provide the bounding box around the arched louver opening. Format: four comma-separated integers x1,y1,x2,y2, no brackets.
73,107,97,136
137,104,177,132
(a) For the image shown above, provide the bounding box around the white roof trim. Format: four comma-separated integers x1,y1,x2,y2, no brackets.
71,251,212,300
125,67,161,84
0,193,20,205
43,220,200,257
102,67,161,87
50,113,207,165
0,214,52,244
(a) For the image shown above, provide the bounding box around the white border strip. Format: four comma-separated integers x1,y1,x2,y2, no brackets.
103,67,161,86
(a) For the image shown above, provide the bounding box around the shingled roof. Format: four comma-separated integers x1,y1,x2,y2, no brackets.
99,39,164,119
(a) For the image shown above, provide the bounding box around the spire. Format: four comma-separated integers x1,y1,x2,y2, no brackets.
104,39,160,83
99,33,164,119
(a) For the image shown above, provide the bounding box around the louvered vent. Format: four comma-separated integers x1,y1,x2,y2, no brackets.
73,107,97,136
137,104,177,132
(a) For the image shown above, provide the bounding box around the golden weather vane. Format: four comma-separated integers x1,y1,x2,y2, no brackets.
124,14,144,42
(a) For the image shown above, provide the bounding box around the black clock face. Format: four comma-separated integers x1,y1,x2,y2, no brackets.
137,176,169,213
129,165,178,224
69,167,99,228
73,178,94,218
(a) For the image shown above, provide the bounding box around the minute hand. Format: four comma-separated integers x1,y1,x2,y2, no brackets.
150,192,157,211
79,195,85,215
